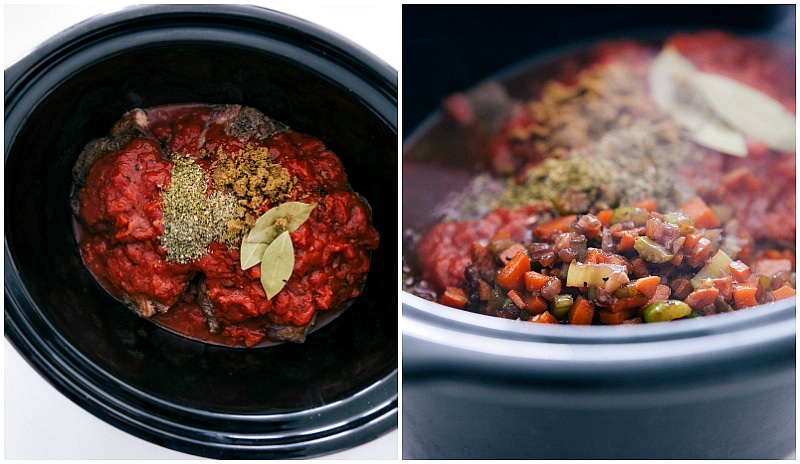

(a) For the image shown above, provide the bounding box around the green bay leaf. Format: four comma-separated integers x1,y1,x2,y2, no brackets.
696,72,796,152
240,235,268,270
245,201,316,244
260,230,294,299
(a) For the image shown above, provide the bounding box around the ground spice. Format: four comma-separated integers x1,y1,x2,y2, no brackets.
210,144,295,229
161,154,244,263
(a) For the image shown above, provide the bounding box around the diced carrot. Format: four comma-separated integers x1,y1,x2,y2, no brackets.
527,295,549,314
728,260,752,283
489,228,511,243
496,252,531,291
507,289,527,310
669,251,683,266
470,242,495,270
631,196,659,212
442,286,467,309
633,275,661,299
533,214,577,240
498,243,527,264
609,294,649,313
568,296,595,325
685,287,720,309
687,237,712,268
524,270,550,292
616,230,639,253
772,284,797,301
683,230,704,253
477,279,492,301
596,209,613,228
647,284,673,305
585,247,607,264
597,308,634,325
733,284,759,308
531,311,558,324
679,196,720,229
711,275,734,300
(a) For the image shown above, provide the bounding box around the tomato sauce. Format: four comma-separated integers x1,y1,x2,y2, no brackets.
74,104,379,347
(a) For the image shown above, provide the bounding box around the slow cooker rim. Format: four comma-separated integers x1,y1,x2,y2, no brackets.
5,4,397,459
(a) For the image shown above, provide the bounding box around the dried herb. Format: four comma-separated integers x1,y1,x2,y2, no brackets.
240,201,315,298
649,46,796,156
260,231,294,299
240,240,268,270
244,202,316,244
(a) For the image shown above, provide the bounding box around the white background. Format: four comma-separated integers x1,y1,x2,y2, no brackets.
4,2,400,460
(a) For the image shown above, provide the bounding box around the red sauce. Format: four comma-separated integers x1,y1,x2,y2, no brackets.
75,104,379,347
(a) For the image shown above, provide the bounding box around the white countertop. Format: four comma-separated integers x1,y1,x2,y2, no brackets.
3,3,400,460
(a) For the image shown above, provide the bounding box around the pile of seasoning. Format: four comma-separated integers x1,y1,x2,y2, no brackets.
161,154,243,263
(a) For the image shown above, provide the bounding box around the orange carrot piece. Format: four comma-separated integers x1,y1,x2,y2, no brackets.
596,209,613,228
632,197,659,212
728,260,752,283
568,296,595,325
533,214,577,240
496,252,531,291
685,287,720,310
477,279,493,301
609,294,649,313
772,284,797,301
442,286,467,309
531,311,558,324
489,228,511,243
683,231,704,254
597,308,633,325
733,284,759,308
527,295,549,314
633,275,661,299
524,270,550,293
585,247,608,264
711,275,734,300
680,196,720,229
617,230,638,253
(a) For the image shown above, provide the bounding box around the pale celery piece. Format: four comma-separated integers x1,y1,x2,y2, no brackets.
643,300,692,322
690,250,733,288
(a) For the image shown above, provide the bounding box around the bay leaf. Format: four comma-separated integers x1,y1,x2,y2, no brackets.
696,72,796,152
245,201,316,244
260,230,295,299
649,47,749,157
240,232,268,269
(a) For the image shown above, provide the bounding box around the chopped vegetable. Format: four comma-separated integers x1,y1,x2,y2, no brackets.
551,294,574,321
643,300,692,322
568,296,595,325
733,284,759,308
496,251,531,290
691,250,733,288
634,236,674,263
680,196,720,229
533,214,577,240
442,286,468,309
772,284,796,301
566,261,629,291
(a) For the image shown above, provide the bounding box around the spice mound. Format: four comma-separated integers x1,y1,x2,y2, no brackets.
72,104,380,347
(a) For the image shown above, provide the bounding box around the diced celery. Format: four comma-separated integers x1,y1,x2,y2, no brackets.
611,206,649,226
634,236,674,263
690,250,733,288
663,211,695,234
551,294,573,321
643,300,692,322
